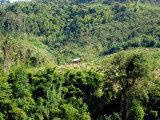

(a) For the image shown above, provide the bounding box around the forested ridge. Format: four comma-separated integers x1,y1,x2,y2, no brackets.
1,0,160,119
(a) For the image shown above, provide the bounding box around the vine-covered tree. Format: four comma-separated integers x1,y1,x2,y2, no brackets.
103,50,154,120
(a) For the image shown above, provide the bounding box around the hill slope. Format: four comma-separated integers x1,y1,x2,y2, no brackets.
1,1,160,119
0,1,160,66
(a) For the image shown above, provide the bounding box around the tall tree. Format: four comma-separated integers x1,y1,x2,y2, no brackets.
104,50,153,120
3,12,16,34
1,37,14,68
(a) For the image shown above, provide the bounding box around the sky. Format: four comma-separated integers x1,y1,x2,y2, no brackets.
10,0,31,3
10,0,18,3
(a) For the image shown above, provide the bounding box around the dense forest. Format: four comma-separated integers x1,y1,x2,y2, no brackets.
1,0,160,119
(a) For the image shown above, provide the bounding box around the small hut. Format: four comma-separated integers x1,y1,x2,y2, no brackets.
72,58,82,63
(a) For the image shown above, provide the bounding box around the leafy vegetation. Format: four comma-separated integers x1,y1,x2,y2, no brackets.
0,0,160,119
1,49,160,119
0,0,160,64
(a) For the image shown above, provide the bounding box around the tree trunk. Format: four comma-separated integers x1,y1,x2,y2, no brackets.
24,18,26,34
135,0,139,10
8,23,9,32
11,19,14,34
125,91,129,120
2,47,6,65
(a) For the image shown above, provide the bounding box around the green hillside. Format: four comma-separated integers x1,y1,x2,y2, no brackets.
0,0,160,65
1,48,160,120
1,0,160,120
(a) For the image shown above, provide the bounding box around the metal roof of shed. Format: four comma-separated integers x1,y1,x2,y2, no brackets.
72,58,81,62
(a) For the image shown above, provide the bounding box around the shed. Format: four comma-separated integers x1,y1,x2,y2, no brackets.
72,58,82,63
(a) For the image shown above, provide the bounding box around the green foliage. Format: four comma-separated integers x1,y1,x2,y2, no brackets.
0,76,12,120
0,1,160,65
102,50,155,120
0,49,160,119
1,0,160,120
0,65,105,119
60,103,91,120
129,99,145,120
9,67,32,98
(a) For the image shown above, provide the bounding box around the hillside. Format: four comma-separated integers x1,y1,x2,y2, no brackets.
1,48,160,119
0,0,160,66
1,0,160,120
